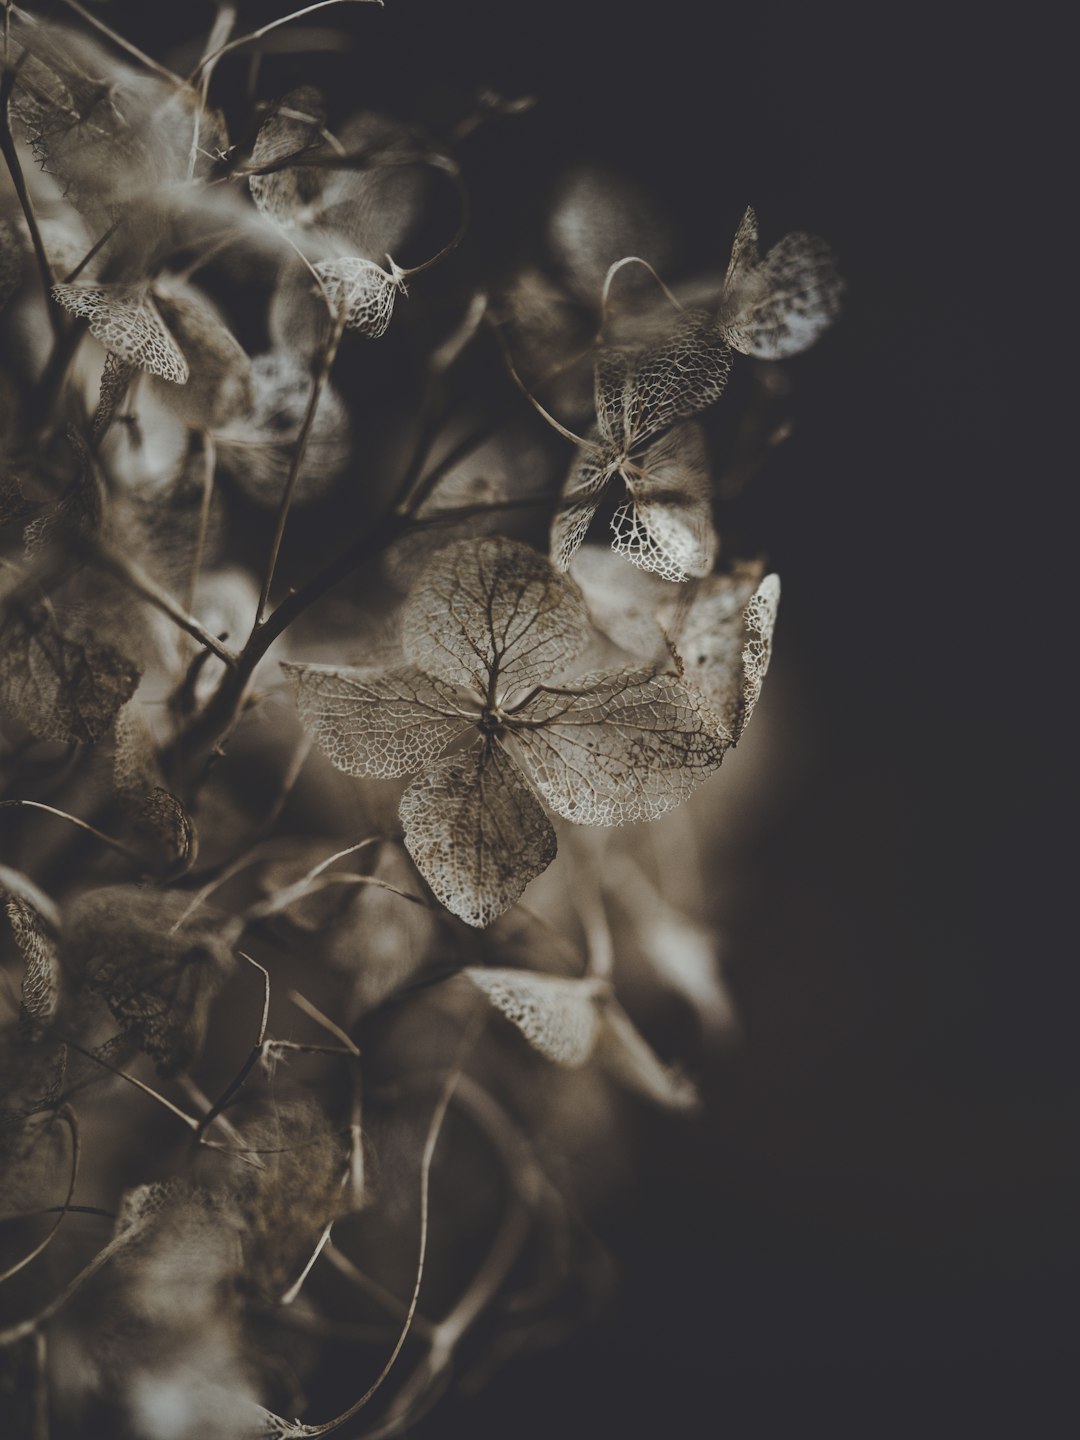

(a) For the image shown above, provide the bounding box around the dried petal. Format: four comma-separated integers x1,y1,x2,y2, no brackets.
312,257,400,337
51,284,189,385
248,87,328,225
721,209,844,359
402,537,592,695
0,599,141,745
665,567,779,743
465,967,602,1063
610,423,717,582
64,887,237,1075
284,661,469,778
511,670,725,827
549,442,615,573
5,895,62,1036
400,743,557,926
596,309,733,450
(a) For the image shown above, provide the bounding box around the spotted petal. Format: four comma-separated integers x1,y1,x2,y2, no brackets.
510,669,725,827
400,742,557,927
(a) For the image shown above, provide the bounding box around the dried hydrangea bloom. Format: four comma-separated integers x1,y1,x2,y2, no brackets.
248,87,329,226
719,206,844,359
551,310,732,579
150,279,254,429
286,537,725,925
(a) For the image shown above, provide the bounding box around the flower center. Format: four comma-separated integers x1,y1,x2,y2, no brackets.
477,706,504,738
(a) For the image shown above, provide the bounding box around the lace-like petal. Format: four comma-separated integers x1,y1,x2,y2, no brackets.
51,284,188,384
611,423,717,582
400,743,557,927
284,662,469,778
722,222,844,359
312,258,399,337
550,443,614,572
666,568,779,743
465,967,602,1064
402,537,592,695
511,670,725,827
596,310,733,451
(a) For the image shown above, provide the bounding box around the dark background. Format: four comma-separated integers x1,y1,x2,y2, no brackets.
109,1,1068,1433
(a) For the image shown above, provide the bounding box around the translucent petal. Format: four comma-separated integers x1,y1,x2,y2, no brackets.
510,669,726,827
665,567,779,743
550,443,614,572
611,423,717,582
283,662,470,778
52,284,189,384
402,537,592,696
465,967,602,1064
312,257,399,338
722,224,844,360
400,743,557,927
623,310,734,444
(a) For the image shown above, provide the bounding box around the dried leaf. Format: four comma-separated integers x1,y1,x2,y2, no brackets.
400,743,557,926
51,284,189,385
609,422,717,582
402,537,592,695
312,256,401,337
664,567,779,743
511,669,725,826
283,662,469,778
465,966,602,1063
721,207,844,359
64,887,237,1075
0,598,141,744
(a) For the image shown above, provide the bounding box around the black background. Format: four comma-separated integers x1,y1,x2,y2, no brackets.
99,2,1070,1433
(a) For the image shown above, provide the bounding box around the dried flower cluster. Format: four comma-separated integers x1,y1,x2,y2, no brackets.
0,5,840,1438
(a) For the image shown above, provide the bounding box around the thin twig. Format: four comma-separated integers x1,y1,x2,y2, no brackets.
192,1,384,78
0,802,142,865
